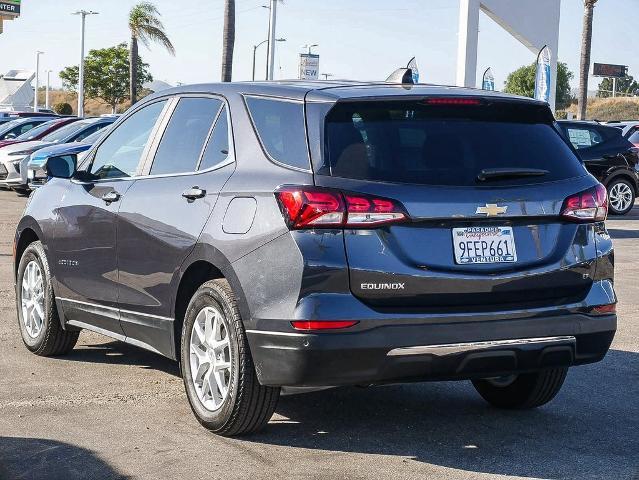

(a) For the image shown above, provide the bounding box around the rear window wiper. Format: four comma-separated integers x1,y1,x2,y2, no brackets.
476,168,549,182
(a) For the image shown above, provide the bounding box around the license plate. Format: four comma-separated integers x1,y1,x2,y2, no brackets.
452,226,517,264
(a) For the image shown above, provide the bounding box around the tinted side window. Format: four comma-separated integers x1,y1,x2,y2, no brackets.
150,97,222,175
91,100,166,180
199,105,230,170
566,127,603,149
245,96,310,170
73,123,108,142
627,128,639,145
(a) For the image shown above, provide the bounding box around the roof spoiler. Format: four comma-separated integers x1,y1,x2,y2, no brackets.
385,57,419,85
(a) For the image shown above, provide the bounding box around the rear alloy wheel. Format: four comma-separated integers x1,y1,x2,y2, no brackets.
471,368,568,409
180,279,279,436
607,179,635,215
16,241,79,356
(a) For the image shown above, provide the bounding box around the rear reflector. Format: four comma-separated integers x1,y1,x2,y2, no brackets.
561,184,608,222
590,304,616,315
291,320,358,331
423,97,482,106
275,186,407,229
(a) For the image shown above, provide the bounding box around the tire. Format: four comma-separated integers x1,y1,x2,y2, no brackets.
13,187,31,197
16,241,79,356
471,367,568,409
180,279,279,436
607,178,635,215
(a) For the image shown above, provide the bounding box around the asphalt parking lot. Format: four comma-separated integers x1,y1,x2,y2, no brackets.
0,189,637,480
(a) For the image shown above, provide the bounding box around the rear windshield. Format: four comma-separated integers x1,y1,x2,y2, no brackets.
322,101,585,186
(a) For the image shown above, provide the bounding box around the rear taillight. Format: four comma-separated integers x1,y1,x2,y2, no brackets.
291,320,358,331
275,186,407,229
275,188,345,228
561,184,608,222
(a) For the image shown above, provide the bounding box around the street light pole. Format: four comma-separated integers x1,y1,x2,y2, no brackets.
266,0,278,80
34,51,44,112
72,10,99,118
252,40,267,81
45,70,51,110
304,43,318,55
253,38,285,81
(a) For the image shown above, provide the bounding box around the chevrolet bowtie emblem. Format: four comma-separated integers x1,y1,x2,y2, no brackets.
476,204,508,216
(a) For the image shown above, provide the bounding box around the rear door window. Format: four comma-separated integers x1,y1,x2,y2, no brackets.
150,97,223,175
322,101,586,186
627,127,639,145
566,127,604,149
245,96,310,170
199,105,230,171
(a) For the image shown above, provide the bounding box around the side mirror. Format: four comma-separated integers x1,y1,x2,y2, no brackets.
45,154,77,179
5,133,16,139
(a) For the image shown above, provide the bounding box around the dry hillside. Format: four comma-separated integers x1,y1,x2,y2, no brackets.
564,97,639,121
37,90,149,116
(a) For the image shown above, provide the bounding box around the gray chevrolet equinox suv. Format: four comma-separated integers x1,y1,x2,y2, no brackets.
14,81,616,436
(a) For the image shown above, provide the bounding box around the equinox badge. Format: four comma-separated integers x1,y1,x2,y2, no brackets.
476,204,508,216
361,283,405,290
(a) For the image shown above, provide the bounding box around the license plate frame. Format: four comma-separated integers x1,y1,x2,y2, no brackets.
452,226,517,265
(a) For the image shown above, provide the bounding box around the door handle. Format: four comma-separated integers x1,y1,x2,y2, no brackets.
101,191,121,203
182,186,206,201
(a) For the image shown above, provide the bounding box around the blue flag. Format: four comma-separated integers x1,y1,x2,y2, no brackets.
534,46,551,103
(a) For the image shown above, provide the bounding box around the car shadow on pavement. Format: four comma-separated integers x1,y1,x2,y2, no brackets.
63,340,180,377
608,228,639,239
0,437,130,480
250,349,638,479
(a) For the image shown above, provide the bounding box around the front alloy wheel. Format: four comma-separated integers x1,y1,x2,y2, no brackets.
21,260,45,338
16,241,79,356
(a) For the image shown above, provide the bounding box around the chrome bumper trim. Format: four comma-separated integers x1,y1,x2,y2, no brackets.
387,335,576,357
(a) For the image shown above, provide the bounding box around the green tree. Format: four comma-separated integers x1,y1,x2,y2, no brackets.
60,43,152,113
53,102,73,115
503,61,574,110
597,75,639,97
128,2,174,105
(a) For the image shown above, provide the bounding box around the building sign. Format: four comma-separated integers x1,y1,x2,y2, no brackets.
299,53,319,80
593,63,627,78
0,0,20,16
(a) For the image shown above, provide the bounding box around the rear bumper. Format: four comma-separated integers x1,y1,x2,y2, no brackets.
248,313,616,387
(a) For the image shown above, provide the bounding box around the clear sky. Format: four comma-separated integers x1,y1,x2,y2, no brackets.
1,0,636,91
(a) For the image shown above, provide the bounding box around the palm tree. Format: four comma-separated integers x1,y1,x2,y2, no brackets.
577,0,597,120
221,0,235,82
128,2,175,106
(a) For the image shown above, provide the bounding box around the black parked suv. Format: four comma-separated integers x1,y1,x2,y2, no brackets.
14,82,616,436
558,120,639,215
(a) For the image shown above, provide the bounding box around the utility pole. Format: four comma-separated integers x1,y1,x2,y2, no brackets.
45,70,51,110
72,10,99,118
34,51,43,112
266,0,277,80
